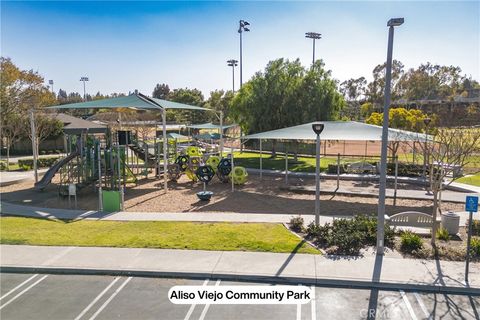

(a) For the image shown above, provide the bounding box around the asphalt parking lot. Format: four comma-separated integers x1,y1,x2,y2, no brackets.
0,273,479,320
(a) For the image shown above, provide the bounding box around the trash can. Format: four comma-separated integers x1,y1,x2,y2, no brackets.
441,211,460,235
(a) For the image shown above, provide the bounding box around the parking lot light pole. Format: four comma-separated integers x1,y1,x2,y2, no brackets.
312,123,325,226
377,18,404,255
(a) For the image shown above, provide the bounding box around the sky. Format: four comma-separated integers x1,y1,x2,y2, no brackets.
1,1,479,99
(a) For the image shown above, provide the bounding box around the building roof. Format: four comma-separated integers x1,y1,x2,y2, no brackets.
55,113,108,134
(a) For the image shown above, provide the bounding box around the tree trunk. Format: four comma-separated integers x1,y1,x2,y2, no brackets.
6,138,10,171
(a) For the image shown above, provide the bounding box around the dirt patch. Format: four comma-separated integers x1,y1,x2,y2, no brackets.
0,175,464,215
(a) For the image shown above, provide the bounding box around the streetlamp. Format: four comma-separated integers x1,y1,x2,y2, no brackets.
227,59,238,92
305,32,322,65
238,20,250,88
48,80,54,94
423,117,432,194
80,76,89,101
377,17,404,256
312,123,325,226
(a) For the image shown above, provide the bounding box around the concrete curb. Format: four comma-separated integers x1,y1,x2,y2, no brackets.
2,266,479,296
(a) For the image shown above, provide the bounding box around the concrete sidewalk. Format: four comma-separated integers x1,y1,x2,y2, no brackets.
2,201,479,227
0,169,48,187
1,245,479,295
284,184,478,203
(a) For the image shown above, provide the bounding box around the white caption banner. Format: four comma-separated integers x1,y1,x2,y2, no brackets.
168,285,312,304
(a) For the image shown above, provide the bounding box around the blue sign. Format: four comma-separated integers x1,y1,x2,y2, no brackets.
466,196,478,212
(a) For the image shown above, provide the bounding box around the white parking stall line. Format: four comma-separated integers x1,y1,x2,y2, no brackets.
0,275,48,310
74,277,121,320
399,290,418,320
310,286,316,320
198,279,221,320
184,279,210,320
413,292,431,320
0,274,38,301
296,284,302,320
88,277,132,320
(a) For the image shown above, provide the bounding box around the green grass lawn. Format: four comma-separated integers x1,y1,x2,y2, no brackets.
233,152,376,173
455,173,480,187
0,217,319,254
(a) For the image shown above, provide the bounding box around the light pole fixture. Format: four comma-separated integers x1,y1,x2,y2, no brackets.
227,59,238,92
305,32,322,65
80,76,89,101
312,123,325,226
48,80,54,94
377,17,404,256
238,19,250,88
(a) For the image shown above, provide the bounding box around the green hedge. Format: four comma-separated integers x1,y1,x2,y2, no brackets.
387,163,424,177
18,157,61,170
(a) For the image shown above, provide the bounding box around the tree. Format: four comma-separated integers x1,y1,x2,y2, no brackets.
340,77,366,101
2,114,24,169
366,107,433,159
168,88,207,124
0,57,59,166
205,90,234,122
366,60,404,106
398,63,465,101
340,77,367,120
152,83,171,100
420,128,480,245
360,102,374,119
231,58,345,157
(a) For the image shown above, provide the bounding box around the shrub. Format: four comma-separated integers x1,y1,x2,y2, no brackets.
470,237,480,257
467,219,480,236
352,215,396,248
400,231,423,253
436,227,450,241
305,221,321,239
327,164,345,174
18,157,60,170
0,161,7,171
289,216,304,232
328,219,364,255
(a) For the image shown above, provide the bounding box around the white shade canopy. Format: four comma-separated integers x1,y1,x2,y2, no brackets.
242,121,430,142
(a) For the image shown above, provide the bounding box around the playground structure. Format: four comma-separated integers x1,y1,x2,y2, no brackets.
31,95,246,211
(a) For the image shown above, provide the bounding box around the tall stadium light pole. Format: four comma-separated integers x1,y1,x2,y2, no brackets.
377,18,404,256
227,59,238,92
305,32,322,64
238,20,250,88
80,76,89,101
312,123,325,226
48,80,54,94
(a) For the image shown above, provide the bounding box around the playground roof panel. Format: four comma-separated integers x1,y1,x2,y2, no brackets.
168,132,189,139
242,121,430,142
48,94,211,112
187,122,237,129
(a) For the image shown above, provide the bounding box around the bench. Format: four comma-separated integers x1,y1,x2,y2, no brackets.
386,211,440,233
345,161,377,174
